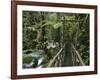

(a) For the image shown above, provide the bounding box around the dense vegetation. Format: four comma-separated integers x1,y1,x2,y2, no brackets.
22,11,89,68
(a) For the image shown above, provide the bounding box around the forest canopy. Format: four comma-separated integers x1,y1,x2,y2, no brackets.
22,11,89,68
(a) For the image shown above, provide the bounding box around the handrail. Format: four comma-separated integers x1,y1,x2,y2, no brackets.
71,43,85,66
47,47,64,67
47,43,85,67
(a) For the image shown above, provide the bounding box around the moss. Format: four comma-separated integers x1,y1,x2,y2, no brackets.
23,56,33,64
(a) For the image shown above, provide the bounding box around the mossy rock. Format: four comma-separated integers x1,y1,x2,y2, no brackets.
23,56,33,64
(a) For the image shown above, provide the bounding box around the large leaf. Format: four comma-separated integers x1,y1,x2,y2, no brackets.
48,13,57,22
53,22,62,29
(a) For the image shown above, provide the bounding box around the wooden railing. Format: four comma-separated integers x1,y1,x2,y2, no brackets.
47,47,64,67
71,44,85,66
47,43,85,67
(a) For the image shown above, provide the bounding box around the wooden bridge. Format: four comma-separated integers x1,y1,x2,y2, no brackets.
47,43,85,67
47,18,86,67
